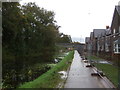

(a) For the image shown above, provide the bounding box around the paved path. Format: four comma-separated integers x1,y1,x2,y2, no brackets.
64,50,112,88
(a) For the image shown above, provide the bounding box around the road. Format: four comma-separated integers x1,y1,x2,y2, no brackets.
64,50,115,88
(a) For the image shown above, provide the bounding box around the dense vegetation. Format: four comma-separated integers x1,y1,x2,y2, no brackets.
2,2,72,89
19,51,74,88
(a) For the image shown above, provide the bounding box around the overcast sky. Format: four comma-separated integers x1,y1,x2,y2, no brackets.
20,0,120,43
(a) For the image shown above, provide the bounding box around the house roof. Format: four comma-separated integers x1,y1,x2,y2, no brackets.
90,32,93,39
116,6,120,15
85,37,90,43
114,37,120,44
110,6,120,31
93,29,106,38
105,29,111,35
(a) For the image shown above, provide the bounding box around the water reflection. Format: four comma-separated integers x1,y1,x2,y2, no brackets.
90,60,113,65
98,61,110,64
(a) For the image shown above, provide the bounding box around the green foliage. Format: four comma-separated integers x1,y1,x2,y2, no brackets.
18,51,74,88
56,33,72,43
47,64,56,68
2,2,73,89
87,55,102,60
2,2,72,89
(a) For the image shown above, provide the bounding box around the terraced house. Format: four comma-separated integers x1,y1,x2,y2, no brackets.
85,5,120,61
111,6,120,60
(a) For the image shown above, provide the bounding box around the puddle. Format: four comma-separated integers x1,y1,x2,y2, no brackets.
58,71,67,79
97,60,113,65
88,60,113,65
98,61,109,64
54,59,59,63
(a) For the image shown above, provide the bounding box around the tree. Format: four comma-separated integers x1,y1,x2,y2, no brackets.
21,2,58,62
2,2,63,88
56,33,72,43
2,2,26,87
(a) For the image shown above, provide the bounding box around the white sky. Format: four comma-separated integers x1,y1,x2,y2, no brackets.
20,0,120,43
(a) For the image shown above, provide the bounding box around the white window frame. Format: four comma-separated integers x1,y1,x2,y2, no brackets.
118,44,120,52
114,40,120,53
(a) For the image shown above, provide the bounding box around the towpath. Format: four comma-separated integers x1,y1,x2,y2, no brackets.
64,50,115,88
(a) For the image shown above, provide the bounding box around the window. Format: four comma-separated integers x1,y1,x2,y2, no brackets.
114,40,120,53
114,29,116,33
118,49,120,52
118,44,120,47
118,44,120,52
114,29,116,37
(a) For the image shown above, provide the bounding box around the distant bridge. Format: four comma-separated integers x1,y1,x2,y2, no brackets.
56,43,85,55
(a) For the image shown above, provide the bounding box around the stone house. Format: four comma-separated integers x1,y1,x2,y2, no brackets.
85,37,90,51
85,6,120,61
110,6,120,60
92,29,106,55
90,32,94,53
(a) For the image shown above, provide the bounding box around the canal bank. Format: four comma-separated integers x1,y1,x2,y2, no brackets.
18,51,74,88
64,50,115,88
86,55,118,87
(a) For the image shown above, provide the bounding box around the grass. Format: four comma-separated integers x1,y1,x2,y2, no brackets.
87,55,102,60
18,51,74,88
95,63,118,87
87,55,118,87
47,64,56,68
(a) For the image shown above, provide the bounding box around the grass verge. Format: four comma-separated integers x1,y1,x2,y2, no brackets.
95,63,118,87
18,51,74,88
87,55,102,60
87,55,118,87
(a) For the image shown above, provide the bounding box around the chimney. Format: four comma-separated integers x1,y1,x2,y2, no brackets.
106,26,109,29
